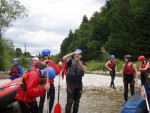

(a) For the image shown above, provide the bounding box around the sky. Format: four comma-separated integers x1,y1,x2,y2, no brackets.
4,0,106,56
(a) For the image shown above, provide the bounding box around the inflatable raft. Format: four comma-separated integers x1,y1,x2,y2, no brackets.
120,91,148,113
0,78,20,108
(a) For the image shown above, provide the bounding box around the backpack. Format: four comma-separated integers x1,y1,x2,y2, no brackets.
20,68,44,91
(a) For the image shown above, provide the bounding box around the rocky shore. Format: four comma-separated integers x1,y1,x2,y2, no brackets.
0,71,9,79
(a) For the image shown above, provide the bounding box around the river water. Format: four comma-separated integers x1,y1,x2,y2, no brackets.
0,86,125,113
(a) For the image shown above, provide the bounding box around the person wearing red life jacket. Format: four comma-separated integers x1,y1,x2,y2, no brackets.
63,49,86,113
138,55,147,85
122,55,138,102
8,58,23,81
16,67,55,113
105,55,117,89
33,49,62,113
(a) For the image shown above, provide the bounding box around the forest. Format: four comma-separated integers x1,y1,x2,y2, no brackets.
59,0,150,62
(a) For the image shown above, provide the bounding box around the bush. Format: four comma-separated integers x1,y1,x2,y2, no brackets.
86,59,141,72
19,56,31,70
86,60,107,72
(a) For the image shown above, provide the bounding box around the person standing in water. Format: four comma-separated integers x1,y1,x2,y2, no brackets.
105,55,117,89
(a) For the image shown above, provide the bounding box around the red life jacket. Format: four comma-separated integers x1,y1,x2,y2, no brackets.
108,60,116,69
123,62,135,75
10,65,20,76
140,63,147,73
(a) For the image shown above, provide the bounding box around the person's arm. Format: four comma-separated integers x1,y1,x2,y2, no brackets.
105,61,112,71
62,52,81,63
133,64,138,80
115,60,117,71
77,60,86,72
139,64,142,71
140,62,149,71
122,64,125,82
18,65,23,77
141,86,146,100
63,52,75,63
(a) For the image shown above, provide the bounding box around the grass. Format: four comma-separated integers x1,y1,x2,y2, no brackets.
86,59,141,76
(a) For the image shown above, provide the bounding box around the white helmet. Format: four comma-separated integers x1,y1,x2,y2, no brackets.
32,57,39,61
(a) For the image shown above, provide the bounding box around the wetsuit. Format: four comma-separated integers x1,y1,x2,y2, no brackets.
65,59,85,113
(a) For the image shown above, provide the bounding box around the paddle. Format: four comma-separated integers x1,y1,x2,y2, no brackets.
47,67,50,113
54,71,62,113
143,86,150,112
0,82,18,91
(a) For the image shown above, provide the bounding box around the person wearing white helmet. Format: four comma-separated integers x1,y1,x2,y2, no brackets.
32,57,39,61
28,57,39,69
105,55,117,89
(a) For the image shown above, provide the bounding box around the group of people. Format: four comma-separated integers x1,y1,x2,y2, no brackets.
8,48,150,113
8,48,86,113
105,54,150,112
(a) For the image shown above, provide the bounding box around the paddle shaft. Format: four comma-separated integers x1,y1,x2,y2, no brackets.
54,70,62,113
57,71,61,102
47,67,49,113
143,86,150,112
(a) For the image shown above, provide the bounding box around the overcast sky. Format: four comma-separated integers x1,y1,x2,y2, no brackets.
4,0,106,56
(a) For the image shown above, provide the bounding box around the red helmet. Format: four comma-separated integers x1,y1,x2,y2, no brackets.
138,55,146,62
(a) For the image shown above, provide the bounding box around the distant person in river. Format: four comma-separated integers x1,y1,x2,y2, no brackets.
8,58,23,81
138,55,147,85
16,67,55,113
31,49,62,113
122,55,138,102
105,55,117,89
62,49,86,113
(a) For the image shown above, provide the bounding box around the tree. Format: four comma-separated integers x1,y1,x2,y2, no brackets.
60,30,74,57
0,38,15,70
81,15,88,24
15,47,22,57
0,0,27,38
23,52,32,58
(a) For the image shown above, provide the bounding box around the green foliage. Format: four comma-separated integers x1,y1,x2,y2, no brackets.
15,47,22,57
86,59,141,73
19,56,30,69
0,38,32,71
51,54,61,64
23,52,32,58
0,38,15,70
60,0,150,62
86,60,109,72
0,0,28,38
